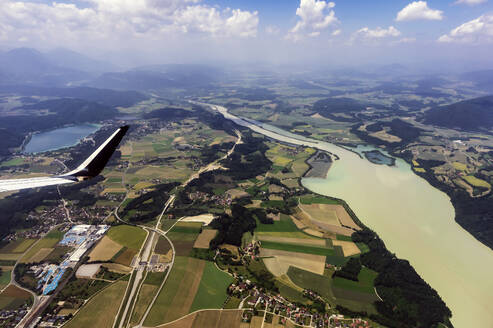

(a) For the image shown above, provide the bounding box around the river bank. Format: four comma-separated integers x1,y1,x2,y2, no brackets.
203,102,493,328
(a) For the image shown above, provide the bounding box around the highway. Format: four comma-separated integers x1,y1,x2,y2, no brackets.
114,128,241,328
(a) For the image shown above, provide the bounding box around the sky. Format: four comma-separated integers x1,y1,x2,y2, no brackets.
0,0,492,71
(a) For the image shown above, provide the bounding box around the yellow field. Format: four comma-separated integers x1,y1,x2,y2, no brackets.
101,187,126,195
181,214,215,225
133,181,155,191
101,263,133,274
193,230,217,249
88,236,123,262
332,240,361,257
257,235,325,247
414,167,426,173
369,130,402,143
452,162,468,171
291,161,309,176
302,229,325,238
298,203,340,226
260,249,325,276
464,175,491,189
0,253,21,261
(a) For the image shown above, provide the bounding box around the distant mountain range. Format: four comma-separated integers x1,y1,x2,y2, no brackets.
460,70,493,92
88,64,223,91
0,48,114,87
422,95,493,132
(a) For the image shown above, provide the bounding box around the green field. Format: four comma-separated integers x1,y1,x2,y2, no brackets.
190,261,233,311
276,282,306,304
65,281,127,328
325,255,350,266
143,272,166,286
256,214,299,233
287,267,334,301
130,283,158,325
0,239,36,254
20,237,60,263
144,256,204,326
299,195,340,205
0,158,25,167
332,267,377,294
167,231,199,242
261,240,334,256
0,270,11,288
45,229,64,239
107,225,147,250
170,224,202,234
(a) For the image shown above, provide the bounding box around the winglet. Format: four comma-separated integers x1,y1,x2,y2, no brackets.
62,125,129,180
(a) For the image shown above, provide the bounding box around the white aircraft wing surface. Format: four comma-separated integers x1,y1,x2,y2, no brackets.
0,125,129,193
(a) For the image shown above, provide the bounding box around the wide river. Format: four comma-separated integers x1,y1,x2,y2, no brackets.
206,103,493,328
24,123,100,154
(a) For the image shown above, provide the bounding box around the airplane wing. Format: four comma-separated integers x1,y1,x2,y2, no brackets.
0,125,129,193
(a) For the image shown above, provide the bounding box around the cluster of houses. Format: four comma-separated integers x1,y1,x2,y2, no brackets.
35,311,72,327
0,303,30,328
228,273,371,328
3,205,68,242
303,289,324,303
238,241,260,262
188,190,233,207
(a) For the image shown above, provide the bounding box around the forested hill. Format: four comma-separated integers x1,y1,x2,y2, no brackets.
0,86,147,108
422,96,493,131
0,98,118,156
0,98,118,135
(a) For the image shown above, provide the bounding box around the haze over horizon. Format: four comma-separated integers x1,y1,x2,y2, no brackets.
1,0,492,72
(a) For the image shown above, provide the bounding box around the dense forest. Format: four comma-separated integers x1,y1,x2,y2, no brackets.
209,204,257,248
120,182,179,223
351,119,423,149
422,95,493,131
352,229,452,328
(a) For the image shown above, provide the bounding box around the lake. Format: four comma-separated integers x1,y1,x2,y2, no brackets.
207,102,493,328
23,123,101,154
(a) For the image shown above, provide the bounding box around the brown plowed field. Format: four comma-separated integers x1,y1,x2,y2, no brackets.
193,230,217,249
88,236,123,262
257,236,325,247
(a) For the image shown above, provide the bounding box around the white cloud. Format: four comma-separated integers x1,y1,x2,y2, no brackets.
354,26,401,39
286,0,339,41
396,37,417,43
438,14,493,43
0,0,259,50
396,1,443,22
455,0,487,5
332,29,341,36
265,25,281,36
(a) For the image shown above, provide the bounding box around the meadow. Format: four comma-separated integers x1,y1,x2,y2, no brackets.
64,280,127,328
190,261,233,311
106,225,147,251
